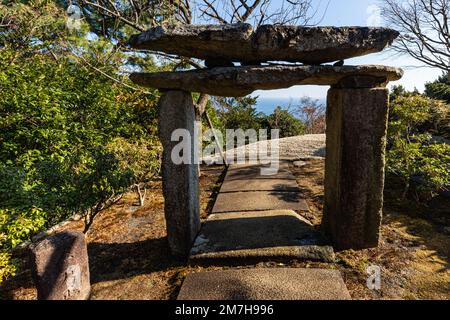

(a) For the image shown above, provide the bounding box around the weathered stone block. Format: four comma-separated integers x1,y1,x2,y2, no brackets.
129,23,399,65
177,268,351,300
130,64,403,97
212,191,309,213
324,87,389,250
29,231,90,300
158,90,200,257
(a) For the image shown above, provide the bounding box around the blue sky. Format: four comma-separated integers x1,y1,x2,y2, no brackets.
252,0,444,99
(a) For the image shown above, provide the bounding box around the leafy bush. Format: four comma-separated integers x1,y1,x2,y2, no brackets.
0,1,162,282
265,106,305,138
387,94,450,200
0,251,16,283
0,207,46,283
107,137,161,206
217,97,266,132
425,73,450,104
212,97,306,139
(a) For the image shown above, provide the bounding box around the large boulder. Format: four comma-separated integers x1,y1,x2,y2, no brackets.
129,23,399,65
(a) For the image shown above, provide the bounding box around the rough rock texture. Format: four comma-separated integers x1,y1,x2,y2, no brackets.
129,23,253,62
189,211,334,262
177,268,351,300
29,231,90,300
212,191,309,213
158,90,200,257
224,166,296,181
130,65,403,97
219,178,300,192
203,134,326,164
323,87,389,250
129,23,399,64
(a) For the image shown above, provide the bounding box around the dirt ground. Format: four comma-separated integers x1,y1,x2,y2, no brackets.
1,160,449,300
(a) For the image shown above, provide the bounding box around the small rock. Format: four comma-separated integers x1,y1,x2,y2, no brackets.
293,160,307,168
30,231,90,300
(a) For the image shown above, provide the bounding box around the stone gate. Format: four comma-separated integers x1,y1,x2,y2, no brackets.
128,23,403,257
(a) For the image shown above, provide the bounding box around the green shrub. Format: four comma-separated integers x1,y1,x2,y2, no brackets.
0,251,16,283
0,207,46,283
387,94,450,200
425,73,450,104
265,106,305,138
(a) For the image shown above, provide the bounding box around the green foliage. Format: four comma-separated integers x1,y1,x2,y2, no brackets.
212,97,305,139
0,208,46,249
0,251,16,283
265,106,305,138
107,138,161,185
217,97,266,131
425,73,450,104
387,93,450,200
0,207,46,283
0,0,162,282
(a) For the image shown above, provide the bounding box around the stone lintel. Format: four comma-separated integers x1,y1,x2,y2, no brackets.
130,65,403,97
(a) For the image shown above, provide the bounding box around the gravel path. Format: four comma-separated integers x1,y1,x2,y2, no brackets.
204,134,326,163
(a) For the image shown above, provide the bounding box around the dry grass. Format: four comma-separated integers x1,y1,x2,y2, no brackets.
291,159,449,300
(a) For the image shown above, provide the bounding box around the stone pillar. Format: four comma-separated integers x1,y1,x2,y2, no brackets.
30,231,90,300
158,90,200,257
324,83,389,250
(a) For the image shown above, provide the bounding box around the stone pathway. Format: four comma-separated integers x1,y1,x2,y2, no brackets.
178,161,351,300
190,161,332,261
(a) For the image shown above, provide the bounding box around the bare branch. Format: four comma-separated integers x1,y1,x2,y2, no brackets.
196,0,324,27
382,0,450,73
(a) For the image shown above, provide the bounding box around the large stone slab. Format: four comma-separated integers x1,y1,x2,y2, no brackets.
29,231,90,300
212,191,309,213
220,178,300,192
130,65,403,97
177,268,351,300
129,23,398,64
190,210,334,262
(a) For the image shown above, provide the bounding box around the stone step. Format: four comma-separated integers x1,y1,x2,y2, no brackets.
220,178,300,192
227,161,290,171
224,167,296,181
190,210,334,262
212,191,309,213
177,268,351,300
